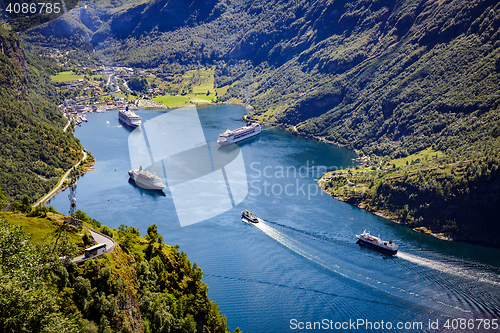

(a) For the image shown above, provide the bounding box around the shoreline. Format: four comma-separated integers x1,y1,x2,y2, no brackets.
249,114,466,245
40,106,499,248
317,179,500,248
247,117,360,158
104,100,254,111
39,181,76,207
316,179,457,242
35,154,96,207
43,165,96,206
36,101,243,205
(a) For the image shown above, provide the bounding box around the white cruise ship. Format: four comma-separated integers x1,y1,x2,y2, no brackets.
217,122,261,145
128,166,166,191
119,107,142,127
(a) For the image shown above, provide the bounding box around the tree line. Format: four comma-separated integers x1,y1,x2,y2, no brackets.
0,204,241,333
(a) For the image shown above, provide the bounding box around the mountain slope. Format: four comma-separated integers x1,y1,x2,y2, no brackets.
19,0,500,242
0,212,239,332
220,0,500,158
282,0,500,158
91,0,218,43
24,0,500,159
0,28,82,202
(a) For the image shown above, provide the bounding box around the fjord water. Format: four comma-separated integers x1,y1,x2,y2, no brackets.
49,105,500,332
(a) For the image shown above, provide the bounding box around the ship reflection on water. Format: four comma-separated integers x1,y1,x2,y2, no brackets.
128,178,166,197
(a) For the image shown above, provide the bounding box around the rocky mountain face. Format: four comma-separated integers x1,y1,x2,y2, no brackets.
25,0,500,158
17,0,500,243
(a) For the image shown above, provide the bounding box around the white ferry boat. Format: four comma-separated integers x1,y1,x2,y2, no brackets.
217,122,261,145
241,210,261,224
356,230,398,255
119,107,142,127
128,166,166,191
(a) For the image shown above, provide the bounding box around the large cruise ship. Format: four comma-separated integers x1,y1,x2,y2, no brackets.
217,122,261,145
356,230,398,255
128,166,166,191
119,107,142,127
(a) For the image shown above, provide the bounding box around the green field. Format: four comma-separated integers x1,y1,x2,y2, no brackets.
323,148,445,175
148,67,220,107
0,212,83,245
153,93,217,107
190,95,216,103
389,148,443,168
216,81,238,97
50,71,85,82
153,94,190,107
183,67,215,94
51,71,102,82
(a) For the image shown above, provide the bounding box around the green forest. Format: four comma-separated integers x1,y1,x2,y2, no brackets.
0,0,498,330
319,150,500,244
7,0,500,241
0,28,82,202
0,20,240,333
0,203,240,333
21,0,500,159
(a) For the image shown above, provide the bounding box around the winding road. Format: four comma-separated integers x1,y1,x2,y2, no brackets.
63,117,71,132
71,226,116,263
33,150,87,207
62,112,71,132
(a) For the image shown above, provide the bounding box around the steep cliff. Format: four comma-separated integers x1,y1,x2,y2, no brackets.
0,28,82,202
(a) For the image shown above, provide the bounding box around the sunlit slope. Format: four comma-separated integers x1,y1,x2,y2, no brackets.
25,0,500,158
0,29,82,201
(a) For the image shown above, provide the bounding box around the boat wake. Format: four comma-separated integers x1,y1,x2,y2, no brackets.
264,220,351,245
395,251,500,316
204,273,403,308
248,220,477,316
397,251,500,287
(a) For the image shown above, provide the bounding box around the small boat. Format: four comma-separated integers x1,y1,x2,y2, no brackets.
241,210,260,223
356,230,398,255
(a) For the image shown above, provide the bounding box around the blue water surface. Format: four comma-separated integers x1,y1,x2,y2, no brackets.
49,105,500,332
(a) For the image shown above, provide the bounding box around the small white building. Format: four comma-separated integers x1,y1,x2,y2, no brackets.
64,99,76,106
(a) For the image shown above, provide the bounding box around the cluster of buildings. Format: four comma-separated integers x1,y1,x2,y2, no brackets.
147,87,164,97
61,79,98,93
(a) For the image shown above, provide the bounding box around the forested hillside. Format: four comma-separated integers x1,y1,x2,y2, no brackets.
23,0,500,158
319,151,500,244
0,207,239,333
0,28,82,202
15,0,500,241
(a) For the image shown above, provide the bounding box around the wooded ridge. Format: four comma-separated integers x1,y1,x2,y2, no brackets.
13,0,500,243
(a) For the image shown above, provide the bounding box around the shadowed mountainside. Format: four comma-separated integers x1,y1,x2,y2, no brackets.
17,0,500,243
